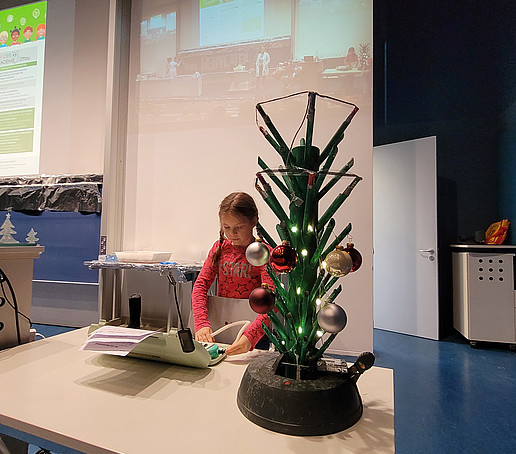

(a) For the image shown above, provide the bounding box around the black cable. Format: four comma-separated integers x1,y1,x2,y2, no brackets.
167,274,185,330
0,266,23,345
0,287,32,325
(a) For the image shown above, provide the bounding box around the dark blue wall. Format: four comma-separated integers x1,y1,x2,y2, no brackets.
497,4,516,244
1,211,101,283
373,1,516,335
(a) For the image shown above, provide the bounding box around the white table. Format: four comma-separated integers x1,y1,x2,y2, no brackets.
0,328,394,453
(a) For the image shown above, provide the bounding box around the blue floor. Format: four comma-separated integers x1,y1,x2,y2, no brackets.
1,325,515,453
373,329,516,454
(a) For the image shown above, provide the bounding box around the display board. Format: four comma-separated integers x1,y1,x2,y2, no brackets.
0,1,46,176
0,0,108,177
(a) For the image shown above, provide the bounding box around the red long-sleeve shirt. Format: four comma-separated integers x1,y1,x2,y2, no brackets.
192,239,273,348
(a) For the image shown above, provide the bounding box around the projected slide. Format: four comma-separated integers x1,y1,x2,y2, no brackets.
200,0,264,47
0,1,46,176
134,0,372,130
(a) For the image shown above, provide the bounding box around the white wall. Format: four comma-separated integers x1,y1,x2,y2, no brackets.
119,0,374,355
39,0,109,175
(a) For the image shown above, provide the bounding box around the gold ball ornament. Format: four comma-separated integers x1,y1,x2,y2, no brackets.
324,246,352,277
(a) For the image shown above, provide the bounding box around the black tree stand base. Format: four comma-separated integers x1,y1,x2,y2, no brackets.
237,352,363,436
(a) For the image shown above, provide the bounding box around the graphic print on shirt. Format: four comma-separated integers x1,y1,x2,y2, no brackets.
220,260,252,278
218,259,260,299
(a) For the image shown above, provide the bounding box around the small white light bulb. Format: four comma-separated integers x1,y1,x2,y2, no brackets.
291,226,298,233
301,249,308,257
307,225,314,232
298,326,303,334
321,261,327,269
316,330,324,337
296,287,301,295
316,298,322,306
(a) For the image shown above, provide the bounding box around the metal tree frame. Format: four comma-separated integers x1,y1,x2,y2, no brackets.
254,91,362,369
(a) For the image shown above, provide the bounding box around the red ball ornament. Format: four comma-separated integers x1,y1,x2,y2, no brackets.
249,285,275,314
344,242,362,272
270,241,298,273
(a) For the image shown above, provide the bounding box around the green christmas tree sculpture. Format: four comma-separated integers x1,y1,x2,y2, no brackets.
252,91,362,374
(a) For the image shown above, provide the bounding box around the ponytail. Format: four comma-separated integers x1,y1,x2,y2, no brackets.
211,229,225,267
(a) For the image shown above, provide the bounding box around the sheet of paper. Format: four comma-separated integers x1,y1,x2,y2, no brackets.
79,326,159,356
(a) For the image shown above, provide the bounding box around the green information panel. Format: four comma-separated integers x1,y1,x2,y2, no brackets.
0,130,34,154
0,108,35,132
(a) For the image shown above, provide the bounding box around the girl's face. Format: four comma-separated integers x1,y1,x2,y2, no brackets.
220,213,256,247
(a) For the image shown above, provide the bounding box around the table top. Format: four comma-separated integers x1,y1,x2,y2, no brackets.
0,245,44,259
322,68,363,77
84,260,202,273
450,243,516,252
84,260,202,284
0,328,394,454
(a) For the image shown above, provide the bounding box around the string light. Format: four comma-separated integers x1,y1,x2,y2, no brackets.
321,261,327,269
301,249,308,256
307,225,314,232
296,287,301,294
316,330,324,337
298,326,303,334
316,298,322,306
291,226,298,233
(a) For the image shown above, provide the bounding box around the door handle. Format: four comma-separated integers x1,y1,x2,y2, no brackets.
419,249,436,261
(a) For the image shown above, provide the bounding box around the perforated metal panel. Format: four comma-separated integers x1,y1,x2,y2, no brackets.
474,255,510,284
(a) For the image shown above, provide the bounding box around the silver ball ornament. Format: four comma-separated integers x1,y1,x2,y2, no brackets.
317,303,347,333
324,246,353,277
245,240,270,266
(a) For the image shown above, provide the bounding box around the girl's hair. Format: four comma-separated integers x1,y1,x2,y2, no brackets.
211,192,258,266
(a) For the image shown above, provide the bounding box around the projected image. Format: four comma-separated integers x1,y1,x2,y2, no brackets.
200,0,264,47
132,0,372,129
0,1,47,176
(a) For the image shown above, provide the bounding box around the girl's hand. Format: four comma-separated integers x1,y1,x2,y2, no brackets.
195,327,214,343
225,335,252,356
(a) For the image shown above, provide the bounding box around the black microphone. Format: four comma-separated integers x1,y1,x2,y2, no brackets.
349,352,375,381
167,274,195,353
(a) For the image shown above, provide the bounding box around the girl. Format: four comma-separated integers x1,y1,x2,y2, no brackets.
192,192,273,355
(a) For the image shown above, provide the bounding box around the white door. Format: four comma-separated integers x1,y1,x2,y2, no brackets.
373,136,439,339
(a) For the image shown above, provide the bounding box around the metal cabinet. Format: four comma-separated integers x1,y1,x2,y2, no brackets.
452,244,516,347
